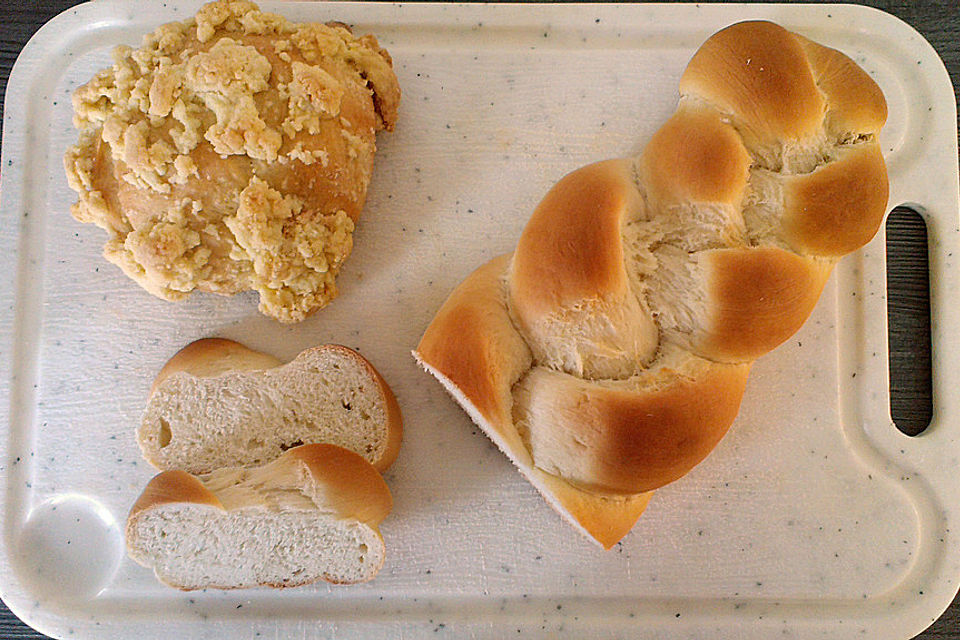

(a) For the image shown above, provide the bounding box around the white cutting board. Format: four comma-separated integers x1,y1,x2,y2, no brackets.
1,2,958,638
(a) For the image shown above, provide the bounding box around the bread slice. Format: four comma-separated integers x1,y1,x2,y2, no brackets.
126,444,392,590
138,338,402,474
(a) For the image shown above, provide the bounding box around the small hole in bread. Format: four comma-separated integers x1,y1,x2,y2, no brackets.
341,399,352,411
279,439,305,452
158,419,172,448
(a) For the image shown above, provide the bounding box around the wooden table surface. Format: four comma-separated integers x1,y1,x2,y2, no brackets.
1,0,957,638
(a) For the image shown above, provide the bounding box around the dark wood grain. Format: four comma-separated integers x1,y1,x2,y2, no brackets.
887,209,934,437
0,1,956,638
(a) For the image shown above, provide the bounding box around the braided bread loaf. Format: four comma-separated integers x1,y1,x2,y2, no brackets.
415,21,888,548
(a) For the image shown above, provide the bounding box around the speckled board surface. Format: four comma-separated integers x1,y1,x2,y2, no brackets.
1,2,959,639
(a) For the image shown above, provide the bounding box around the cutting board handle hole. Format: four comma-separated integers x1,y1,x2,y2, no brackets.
885,206,933,437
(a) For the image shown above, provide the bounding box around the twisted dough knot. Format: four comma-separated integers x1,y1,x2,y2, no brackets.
416,21,888,548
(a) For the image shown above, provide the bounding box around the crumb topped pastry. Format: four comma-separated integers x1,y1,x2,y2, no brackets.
64,1,400,322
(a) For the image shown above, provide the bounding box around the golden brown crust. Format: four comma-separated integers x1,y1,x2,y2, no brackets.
534,471,653,550
416,255,732,545
127,469,223,528
64,1,400,323
519,357,751,495
507,160,659,377
698,248,834,361
415,255,657,547
679,21,824,149
150,337,283,395
640,107,751,208
128,444,392,525
283,444,393,526
416,255,533,439
509,159,639,324
782,143,889,256
797,36,888,137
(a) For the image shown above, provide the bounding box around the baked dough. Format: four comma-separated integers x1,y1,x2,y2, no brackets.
126,444,393,589
64,1,400,322
415,21,888,547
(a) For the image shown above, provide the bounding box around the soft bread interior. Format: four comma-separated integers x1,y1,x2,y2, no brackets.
139,346,395,474
126,444,391,589
127,504,385,589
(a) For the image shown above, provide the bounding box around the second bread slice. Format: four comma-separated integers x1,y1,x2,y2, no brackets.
138,338,402,474
126,443,393,589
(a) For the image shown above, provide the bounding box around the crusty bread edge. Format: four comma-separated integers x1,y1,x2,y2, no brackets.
412,353,652,549
149,338,283,396
284,442,394,527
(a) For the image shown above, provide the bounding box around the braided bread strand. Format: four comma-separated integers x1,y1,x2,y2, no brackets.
415,21,888,548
